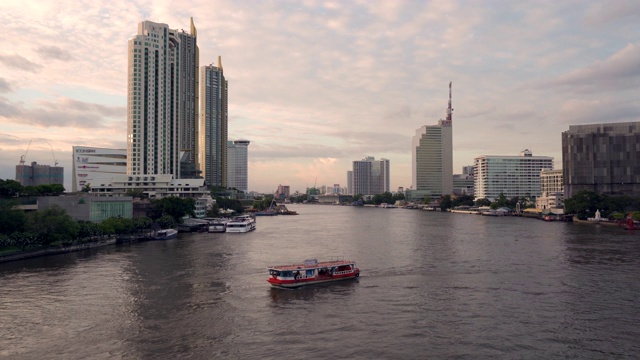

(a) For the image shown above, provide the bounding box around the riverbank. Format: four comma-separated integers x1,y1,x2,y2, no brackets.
0,237,118,264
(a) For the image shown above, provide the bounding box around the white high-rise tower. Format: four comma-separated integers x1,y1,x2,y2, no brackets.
126,18,199,177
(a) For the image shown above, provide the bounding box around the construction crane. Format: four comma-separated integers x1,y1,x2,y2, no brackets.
19,140,32,165
49,143,59,167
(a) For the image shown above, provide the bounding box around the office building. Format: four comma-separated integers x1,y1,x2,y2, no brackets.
200,57,228,187
15,161,64,187
126,18,199,178
347,171,353,195
72,146,127,192
227,140,250,193
352,156,390,196
412,82,453,198
562,121,640,197
474,150,553,201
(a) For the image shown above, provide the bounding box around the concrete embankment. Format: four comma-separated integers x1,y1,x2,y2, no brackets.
0,237,117,264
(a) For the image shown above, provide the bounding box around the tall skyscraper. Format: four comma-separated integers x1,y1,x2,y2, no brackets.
200,57,228,187
562,121,640,197
126,18,199,178
412,82,453,197
227,140,250,193
352,156,389,195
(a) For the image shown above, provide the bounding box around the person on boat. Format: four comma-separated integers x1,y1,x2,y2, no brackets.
294,270,300,280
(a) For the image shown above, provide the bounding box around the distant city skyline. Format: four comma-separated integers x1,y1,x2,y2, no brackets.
1,1,639,193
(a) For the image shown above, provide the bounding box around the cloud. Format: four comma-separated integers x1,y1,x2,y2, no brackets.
558,98,640,125
0,96,125,128
539,43,640,92
36,46,74,61
0,78,12,93
0,54,42,72
584,0,640,26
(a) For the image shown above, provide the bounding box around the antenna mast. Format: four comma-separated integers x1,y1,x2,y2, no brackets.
446,81,453,123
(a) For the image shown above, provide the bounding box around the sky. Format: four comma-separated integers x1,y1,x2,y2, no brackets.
1,0,639,194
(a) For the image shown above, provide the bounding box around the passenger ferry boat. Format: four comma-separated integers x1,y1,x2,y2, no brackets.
267,258,360,289
226,215,256,233
208,219,228,233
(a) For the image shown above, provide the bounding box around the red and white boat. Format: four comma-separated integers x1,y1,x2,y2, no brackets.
267,258,360,289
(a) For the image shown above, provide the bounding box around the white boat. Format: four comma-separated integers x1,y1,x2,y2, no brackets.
153,228,178,240
208,219,228,233
225,215,256,233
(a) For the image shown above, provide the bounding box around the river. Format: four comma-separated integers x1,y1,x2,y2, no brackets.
1,204,639,359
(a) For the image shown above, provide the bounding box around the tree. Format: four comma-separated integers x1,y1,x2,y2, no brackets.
0,179,23,197
157,215,176,229
423,196,432,205
152,197,196,222
125,188,146,199
452,194,474,207
27,205,78,246
215,197,244,214
440,195,453,210
475,198,491,207
0,200,27,234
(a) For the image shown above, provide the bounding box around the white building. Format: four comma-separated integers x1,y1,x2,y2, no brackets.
127,19,199,178
346,171,353,195
537,169,564,210
352,156,389,196
88,174,208,199
200,57,228,187
474,150,553,201
72,146,127,192
412,83,453,198
227,140,250,193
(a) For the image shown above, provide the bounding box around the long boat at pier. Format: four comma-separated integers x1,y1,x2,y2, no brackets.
267,258,360,289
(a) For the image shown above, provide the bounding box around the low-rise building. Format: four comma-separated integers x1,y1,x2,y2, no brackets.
38,195,133,222
88,174,209,199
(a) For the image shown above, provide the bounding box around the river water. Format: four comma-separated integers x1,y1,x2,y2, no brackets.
1,205,639,359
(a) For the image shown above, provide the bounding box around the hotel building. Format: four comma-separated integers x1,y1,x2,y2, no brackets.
352,156,390,196
562,121,640,197
474,150,553,201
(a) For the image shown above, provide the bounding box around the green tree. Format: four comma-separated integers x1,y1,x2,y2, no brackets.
452,194,474,207
0,200,27,234
215,197,244,214
423,196,432,205
152,197,196,222
157,215,176,229
0,179,23,197
100,217,134,236
27,205,78,246
440,195,453,210
475,198,491,207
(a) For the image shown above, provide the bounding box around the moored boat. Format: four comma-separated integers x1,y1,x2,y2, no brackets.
267,258,360,289
226,215,256,233
208,219,228,233
153,228,178,240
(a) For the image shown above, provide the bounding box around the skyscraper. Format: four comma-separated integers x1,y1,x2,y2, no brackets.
412,82,453,197
126,18,199,178
227,140,250,193
200,57,228,187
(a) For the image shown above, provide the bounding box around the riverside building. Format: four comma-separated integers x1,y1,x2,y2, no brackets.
127,18,199,178
474,150,553,201
537,169,564,211
227,140,250,193
411,82,453,199
351,156,390,196
200,57,228,188
71,146,126,192
562,121,640,197
15,161,63,187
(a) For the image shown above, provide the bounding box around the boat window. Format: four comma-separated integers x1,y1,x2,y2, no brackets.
269,270,280,276
306,270,314,276
281,271,293,277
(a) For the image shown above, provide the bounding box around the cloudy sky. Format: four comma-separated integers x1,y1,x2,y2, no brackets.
1,0,639,193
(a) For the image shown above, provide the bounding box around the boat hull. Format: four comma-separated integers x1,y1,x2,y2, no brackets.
268,273,359,289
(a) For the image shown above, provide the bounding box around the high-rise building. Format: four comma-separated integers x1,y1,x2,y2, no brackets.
200,57,228,187
72,146,127,192
537,169,564,210
412,82,453,197
346,171,353,195
126,18,199,178
352,156,389,195
474,150,553,201
227,140,250,193
562,121,640,197
16,161,63,187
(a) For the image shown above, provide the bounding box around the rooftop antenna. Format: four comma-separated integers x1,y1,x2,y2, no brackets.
446,81,453,123
19,140,32,165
